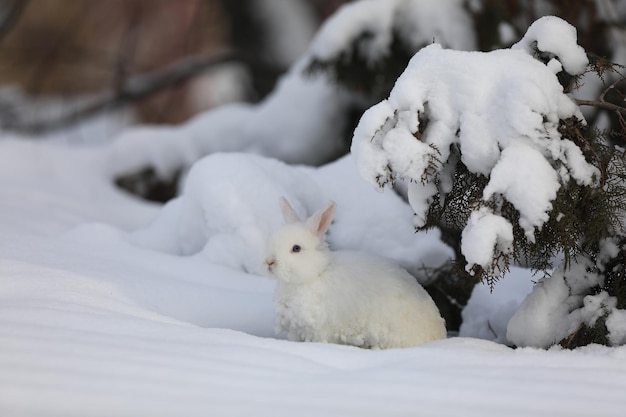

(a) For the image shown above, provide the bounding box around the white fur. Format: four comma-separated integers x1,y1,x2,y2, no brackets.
264,198,446,349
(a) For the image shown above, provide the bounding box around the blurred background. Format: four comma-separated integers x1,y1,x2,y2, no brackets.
0,0,623,144
0,0,348,141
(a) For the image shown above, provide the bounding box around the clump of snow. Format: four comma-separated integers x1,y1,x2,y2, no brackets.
508,235,626,348
310,0,397,65
507,256,599,348
407,180,438,227
581,291,616,328
309,0,475,65
512,15,589,75
132,152,453,279
461,208,514,273
351,16,598,274
606,309,626,346
481,143,559,242
559,139,602,186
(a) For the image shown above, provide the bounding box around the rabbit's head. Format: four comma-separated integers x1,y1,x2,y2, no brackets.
264,197,336,283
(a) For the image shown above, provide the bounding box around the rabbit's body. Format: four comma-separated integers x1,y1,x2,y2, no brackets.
265,197,446,349
274,250,446,348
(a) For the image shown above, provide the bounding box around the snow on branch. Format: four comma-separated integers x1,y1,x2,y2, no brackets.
306,0,475,101
308,0,475,64
351,16,600,276
511,15,588,75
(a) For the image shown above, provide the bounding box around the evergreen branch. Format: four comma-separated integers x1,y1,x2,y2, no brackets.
599,72,625,101
560,323,585,349
559,118,607,186
618,110,626,135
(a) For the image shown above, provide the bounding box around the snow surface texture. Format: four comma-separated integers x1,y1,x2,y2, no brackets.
351,16,598,274
2,138,626,417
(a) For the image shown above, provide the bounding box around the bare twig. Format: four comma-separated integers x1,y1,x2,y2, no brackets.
575,75,626,116
575,99,626,116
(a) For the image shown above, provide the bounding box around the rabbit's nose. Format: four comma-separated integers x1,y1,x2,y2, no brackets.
265,258,276,271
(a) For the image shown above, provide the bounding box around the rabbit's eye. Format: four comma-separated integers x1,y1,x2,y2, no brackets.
291,245,301,253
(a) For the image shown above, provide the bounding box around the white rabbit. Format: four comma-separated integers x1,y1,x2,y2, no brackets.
263,197,446,349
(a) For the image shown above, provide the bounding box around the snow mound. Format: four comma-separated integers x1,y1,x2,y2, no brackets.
459,266,536,344
131,153,322,272
508,236,626,348
351,16,598,273
507,256,599,348
132,152,453,278
104,66,353,181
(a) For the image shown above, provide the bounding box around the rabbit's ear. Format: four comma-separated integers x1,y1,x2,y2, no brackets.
306,201,336,237
279,196,301,223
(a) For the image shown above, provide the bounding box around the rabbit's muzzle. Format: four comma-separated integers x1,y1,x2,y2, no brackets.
265,257,276,274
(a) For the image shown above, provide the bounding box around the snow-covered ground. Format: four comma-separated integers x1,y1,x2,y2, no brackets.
1,138,626,417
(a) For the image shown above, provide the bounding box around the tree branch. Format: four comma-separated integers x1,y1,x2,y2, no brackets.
575,75,626,116
5,50,241,135
575,99,626,116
